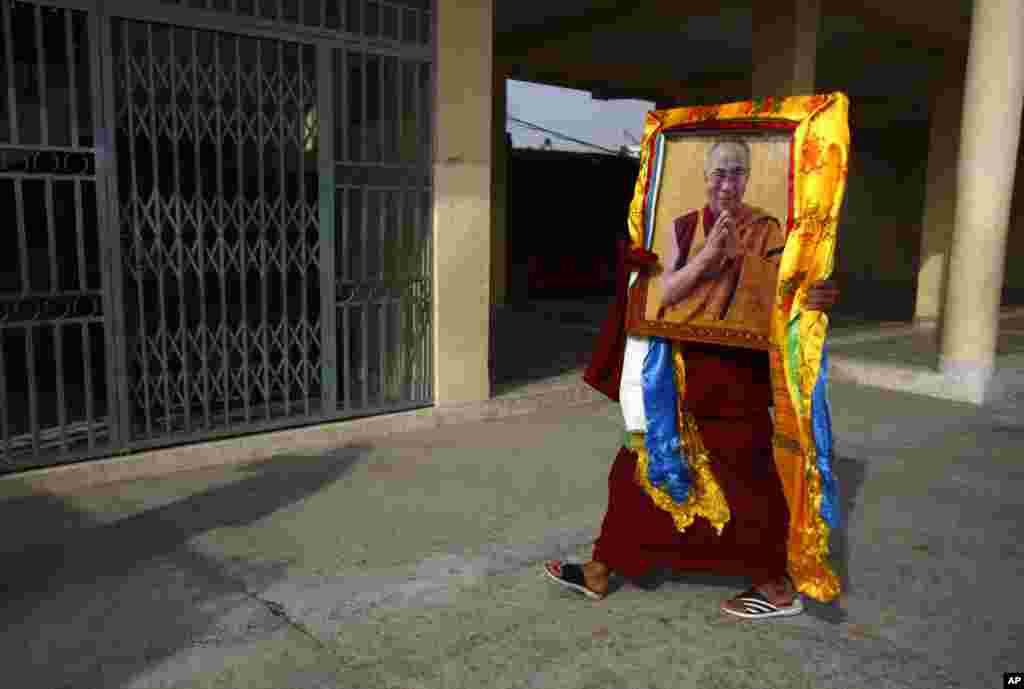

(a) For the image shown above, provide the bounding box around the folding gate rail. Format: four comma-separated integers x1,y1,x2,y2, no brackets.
0,0,434,472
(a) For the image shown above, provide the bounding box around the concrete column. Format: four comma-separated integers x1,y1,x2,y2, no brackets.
751,0,820,99
940,0,1024,404
913,51,967,328
433,0,494,405
491,64,509,306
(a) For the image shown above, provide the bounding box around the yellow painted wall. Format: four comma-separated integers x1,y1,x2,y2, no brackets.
432,0,493,405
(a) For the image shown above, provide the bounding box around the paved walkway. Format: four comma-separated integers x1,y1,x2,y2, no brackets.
2,365,1021,688
2,302,1022,688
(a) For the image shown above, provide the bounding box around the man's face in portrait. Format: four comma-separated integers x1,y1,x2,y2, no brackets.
704,142,749,216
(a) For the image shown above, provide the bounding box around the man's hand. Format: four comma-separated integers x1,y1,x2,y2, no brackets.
805,279,840,312
699,211,738,276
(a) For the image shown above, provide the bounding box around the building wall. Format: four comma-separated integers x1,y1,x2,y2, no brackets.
432,0,493,405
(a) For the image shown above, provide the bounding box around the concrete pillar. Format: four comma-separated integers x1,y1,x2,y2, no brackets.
940,0,1024,404
751,0,820,99
491,64,509,306
913,51,967,328
433,0,494,405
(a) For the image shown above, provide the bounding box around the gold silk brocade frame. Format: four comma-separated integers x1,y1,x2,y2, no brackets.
624,93,851,603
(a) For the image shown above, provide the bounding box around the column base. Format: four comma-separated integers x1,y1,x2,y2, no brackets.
829,353,1022,418
938,356,996,407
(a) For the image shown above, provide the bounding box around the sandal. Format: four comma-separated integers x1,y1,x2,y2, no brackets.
721,586,804,620
543,560,605,600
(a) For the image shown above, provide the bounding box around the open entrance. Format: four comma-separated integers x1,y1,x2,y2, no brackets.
492,79,648,393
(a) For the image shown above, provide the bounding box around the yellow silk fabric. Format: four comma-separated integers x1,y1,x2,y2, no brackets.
626,345,731,536
625,93,850,603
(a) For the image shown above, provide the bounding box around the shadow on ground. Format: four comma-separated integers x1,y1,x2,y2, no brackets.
0,447,366,689
807,454,868,623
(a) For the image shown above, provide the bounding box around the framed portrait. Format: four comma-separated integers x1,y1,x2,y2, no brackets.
625,94,850,351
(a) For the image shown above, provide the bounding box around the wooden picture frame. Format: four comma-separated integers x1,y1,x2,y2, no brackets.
624,93,850,351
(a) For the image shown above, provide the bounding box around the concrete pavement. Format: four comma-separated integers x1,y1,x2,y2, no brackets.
1,373,1021,688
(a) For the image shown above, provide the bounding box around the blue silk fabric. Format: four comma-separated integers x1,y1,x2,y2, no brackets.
641,337,691,503
810,343,840,529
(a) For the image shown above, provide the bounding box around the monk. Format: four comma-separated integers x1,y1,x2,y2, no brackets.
543,139,840,620
660,139,784,327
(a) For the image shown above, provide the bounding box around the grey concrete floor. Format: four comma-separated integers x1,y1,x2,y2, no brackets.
1,375,1021,689
829,328,1024,369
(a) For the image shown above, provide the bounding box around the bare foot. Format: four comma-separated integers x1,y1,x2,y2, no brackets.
581,561,611,598
544,560,611,598
756,576,795,605
720,576,801,618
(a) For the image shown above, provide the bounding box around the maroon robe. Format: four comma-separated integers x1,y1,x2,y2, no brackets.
583,231,788,584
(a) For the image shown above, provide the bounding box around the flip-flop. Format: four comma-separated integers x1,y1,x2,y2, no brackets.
721,586,804,620
542,560,605,600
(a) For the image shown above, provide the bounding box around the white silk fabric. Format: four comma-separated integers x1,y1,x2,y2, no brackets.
619,272,649,432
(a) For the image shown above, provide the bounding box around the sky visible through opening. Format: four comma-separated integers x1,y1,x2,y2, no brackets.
507,79,654,154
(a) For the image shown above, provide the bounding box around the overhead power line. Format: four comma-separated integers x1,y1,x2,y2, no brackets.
507,116,622,156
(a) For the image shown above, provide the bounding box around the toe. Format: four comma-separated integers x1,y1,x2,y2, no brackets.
720,598,742,614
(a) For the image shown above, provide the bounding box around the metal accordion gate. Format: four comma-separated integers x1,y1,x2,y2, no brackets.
0,0,434,472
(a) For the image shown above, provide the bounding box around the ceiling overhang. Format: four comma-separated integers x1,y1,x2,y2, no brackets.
495,0,971,108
